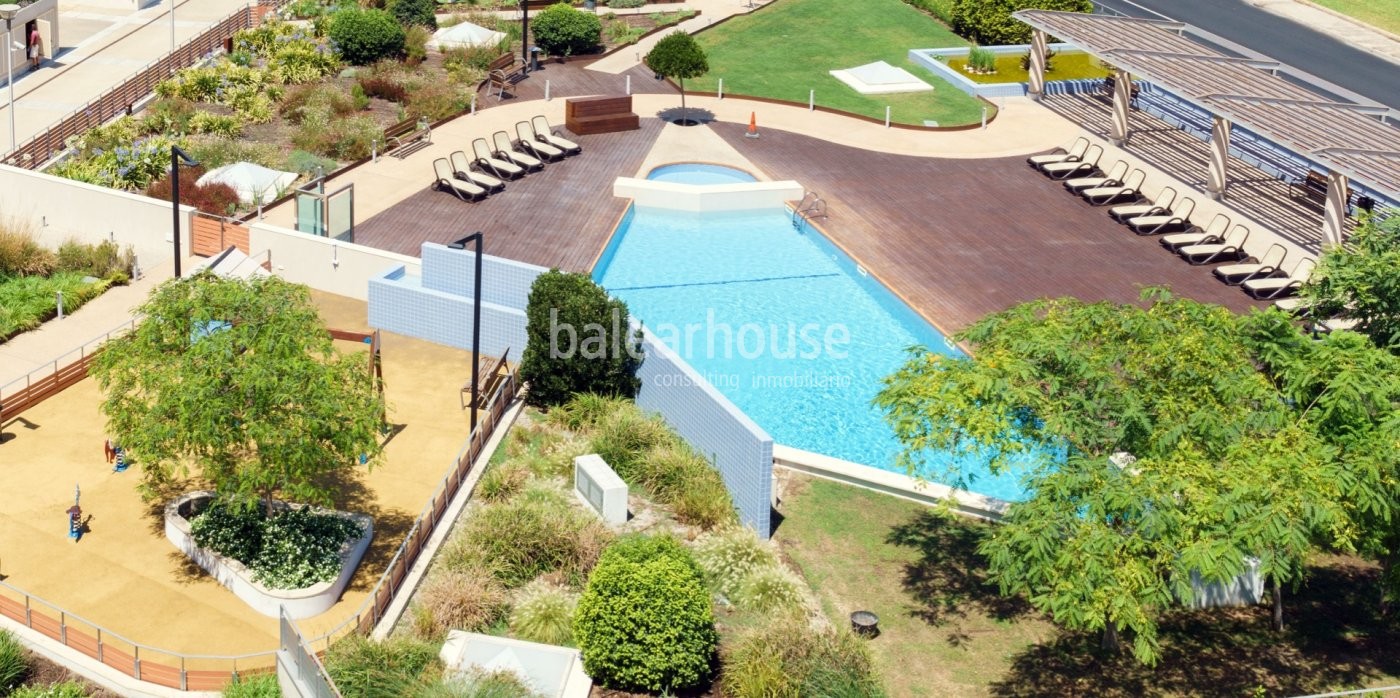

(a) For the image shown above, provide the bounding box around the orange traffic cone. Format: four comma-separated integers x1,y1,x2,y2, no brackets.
745,112,760,139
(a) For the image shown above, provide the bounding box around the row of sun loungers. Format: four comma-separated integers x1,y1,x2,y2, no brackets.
1027,138,1319,306
432,116,582,202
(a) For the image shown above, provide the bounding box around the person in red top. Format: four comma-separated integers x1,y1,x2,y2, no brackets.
27,25,41,70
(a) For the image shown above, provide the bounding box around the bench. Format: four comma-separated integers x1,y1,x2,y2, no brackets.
1100,73,1140,108
383,117,431,159
1288,170,1352,210
487,53,527,98
565,95,640,135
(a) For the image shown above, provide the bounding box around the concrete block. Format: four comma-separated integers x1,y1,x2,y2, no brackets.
574,454,627,525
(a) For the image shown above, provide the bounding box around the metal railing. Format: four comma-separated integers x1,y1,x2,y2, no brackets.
0,319,136,421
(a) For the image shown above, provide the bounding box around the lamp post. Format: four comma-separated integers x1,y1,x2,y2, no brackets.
449,233,484,432
171,146,198,278
170,0,176,53
0,4,20,157
519,0,529,73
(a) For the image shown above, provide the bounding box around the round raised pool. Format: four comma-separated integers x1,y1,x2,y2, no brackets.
646,163,758,185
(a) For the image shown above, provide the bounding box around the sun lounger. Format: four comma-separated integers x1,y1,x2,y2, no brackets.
1274,297,1307,314
473,138,526,180
1213,244,1286,285
1027,137,1089,168
1243,259,1315,299
450,150,505,193
516,121,565,162
1081,169,1145,205
1129,197,1195,235
493,130,544,172
1159,214,1231,252
1178,224,1248,265
1109,187,1175,223
433,157,486,201
532,115,581,155
1039,145,1103,180
1064,161,1127,194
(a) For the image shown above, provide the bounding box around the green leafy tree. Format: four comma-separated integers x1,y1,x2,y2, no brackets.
877,292,1382,663
388,0,437,30
1300,211,1400,352
531,3,602,58
328,7,406,65
519,270,643,408
91,274,385,513
950,0,1092,45
645,31,708,111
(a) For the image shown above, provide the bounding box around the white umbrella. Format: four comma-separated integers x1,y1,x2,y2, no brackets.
197,161,298,205
429,22,507,51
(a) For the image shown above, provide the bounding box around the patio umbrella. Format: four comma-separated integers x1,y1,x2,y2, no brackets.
196,161,297,205
429,22,507,51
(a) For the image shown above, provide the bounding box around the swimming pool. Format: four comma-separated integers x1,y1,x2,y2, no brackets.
646,163,758,185
594,205,1030,502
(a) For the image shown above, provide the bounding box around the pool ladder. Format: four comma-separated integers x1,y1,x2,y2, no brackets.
793,191,827,229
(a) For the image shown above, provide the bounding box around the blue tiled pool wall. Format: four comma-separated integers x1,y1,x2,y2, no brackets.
366,242,777,536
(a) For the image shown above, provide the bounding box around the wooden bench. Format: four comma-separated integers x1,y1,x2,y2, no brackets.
565,95,640,135
487,53,526,98
383,117,431,159
1101,73,1140,107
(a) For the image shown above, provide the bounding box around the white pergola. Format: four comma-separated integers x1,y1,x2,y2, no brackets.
1015,10,1400,248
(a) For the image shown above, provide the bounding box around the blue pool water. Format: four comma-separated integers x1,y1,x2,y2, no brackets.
595,206,1031,502
647,163,758,185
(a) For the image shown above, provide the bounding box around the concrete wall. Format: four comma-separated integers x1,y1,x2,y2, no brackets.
368,264,528,360
0,164,193,272
248,221,421,300
909,44,1080,99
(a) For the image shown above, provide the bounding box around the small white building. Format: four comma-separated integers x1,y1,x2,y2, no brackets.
1,0,60,84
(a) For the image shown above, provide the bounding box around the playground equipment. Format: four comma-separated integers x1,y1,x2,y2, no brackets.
328,328,386,426
104,438,128,472
67,485,82,541
460,349,510,412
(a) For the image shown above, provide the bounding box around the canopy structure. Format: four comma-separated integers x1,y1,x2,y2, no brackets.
1015,9,1400,246
830,60,934,95
196,162,297,205
429,21,507,50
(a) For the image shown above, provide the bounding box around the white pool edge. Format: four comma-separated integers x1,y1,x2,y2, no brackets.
773,444,1010,521
613,177,805,212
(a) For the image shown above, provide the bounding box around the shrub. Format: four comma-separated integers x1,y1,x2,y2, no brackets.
324,635,440,698
329,7,406,65
185,136,283,170
950,0,1092,45
671,470,735,530
8,682,90,698
280,83,358,124
589,406,674,477
267,42,342,84
0,273,114,340
509,580,578,646
606,0,644,7
603,533,702,577
0,223,56,277
475,461,531,502
693,525,775,598
410,566,509,640
519,270,643,407
574,537,716,691
220,673,281,698
55,239,135,280
140,97,197,134
188,111,243,138
531,3,601,58
188,498,364,589
284,149,338,176
146,167,242,216
546,393,631,432
404,80,473,121
604,18,643,46
459,496,612,587
351,82,371,110
0,629,28,694
292,113,382,160
967,45,997,73
418,669,541,698
358,74,409,102
733,564,804,613
722,615,885,698
390,0,438,29
404,24,431,64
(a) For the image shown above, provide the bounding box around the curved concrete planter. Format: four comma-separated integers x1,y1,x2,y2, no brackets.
164,491,374,619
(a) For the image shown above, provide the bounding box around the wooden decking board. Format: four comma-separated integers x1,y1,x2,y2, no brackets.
711,122,1266,334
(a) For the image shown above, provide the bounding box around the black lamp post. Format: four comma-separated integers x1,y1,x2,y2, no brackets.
520,0,530,72
170,145,198,278
449,233,484,431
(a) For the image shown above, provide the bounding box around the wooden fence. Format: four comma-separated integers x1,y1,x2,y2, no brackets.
1,2,275,169
191,213,251,257
0,320,135,423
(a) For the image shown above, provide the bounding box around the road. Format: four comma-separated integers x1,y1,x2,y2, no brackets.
1093,0,1400,111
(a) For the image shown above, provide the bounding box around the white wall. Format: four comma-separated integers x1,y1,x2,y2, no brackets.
248,221,421,300
0,164,193,271
613,178,805,212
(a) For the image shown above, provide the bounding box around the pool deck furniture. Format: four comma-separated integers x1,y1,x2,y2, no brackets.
564,95,641,135
1082,168,1145,205
450,150,506,193
1039,144,1102,179
1214,243,1287,285
493,130,545,172
533,115,581,155
1064,159,1126,193
384,117,432,159
516,121,566,162
1128,197,1196,235
1027,136,1088,167
1178,224,1249,265
1243,258,1315,299
473,137,527,180
487,53,526,99
1109,186,1175,223
433,157,488,201
1288,170,1356,211
1160,214,1231,252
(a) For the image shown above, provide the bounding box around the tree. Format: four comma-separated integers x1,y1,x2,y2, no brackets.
1300,211,1400,352
876,291,1382,662
388,0,436,30
91,274,386,513
519,270,643,408
950,0,1093,45
645,31,708,113
328,7,406,66
531,3,602,59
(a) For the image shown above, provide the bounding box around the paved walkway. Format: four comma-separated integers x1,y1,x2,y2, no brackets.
0,0,252,154
1269,0,1400,64
585,0,773,74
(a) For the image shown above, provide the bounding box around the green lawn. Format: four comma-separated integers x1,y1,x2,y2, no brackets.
947,52,1111,84
0,273,106,341
776,473,1400,697
1310,0,1400,35
689,0,990,127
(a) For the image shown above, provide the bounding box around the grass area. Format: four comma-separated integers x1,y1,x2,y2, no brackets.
0,273,108,341
946,52,1112,85
776,473,1400,697
688,0,990,127
1310,0,1400,35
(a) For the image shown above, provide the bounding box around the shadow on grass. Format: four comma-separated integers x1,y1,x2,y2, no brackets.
887,510,1032,631
988,561,1400,697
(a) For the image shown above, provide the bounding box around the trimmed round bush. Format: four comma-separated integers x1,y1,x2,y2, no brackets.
389,0,437,29
509,580,579,646
531,3,602,58
574,537,716,692
328,8,406,65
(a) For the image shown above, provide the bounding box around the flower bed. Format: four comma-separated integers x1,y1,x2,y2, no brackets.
164,491,373,619
0,225,133,343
